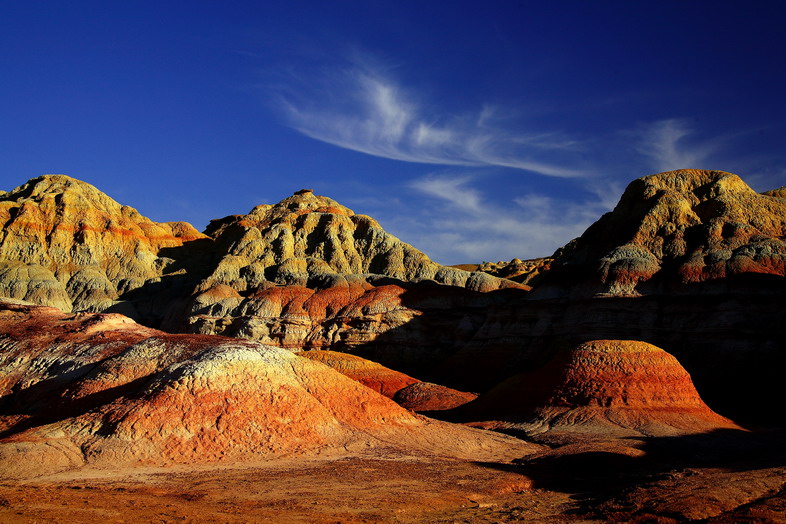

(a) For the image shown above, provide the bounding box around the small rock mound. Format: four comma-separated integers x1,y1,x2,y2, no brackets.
457,340,739,437
393,382,478,412
298,350,419,397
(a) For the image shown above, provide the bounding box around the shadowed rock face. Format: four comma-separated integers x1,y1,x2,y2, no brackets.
537,170,786,297
454,340,739,438
0,300,534,479
0,175,212,320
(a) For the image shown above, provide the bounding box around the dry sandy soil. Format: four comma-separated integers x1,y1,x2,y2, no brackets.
2,429,785,523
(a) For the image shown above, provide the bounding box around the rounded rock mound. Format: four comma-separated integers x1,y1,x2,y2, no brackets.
457,339,740,437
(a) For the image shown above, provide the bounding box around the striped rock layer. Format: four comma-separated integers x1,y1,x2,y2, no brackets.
0,300,532,479
456,340,739,437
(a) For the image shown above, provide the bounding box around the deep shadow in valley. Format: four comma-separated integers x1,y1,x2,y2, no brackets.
472,427,786,520
323,275,786,428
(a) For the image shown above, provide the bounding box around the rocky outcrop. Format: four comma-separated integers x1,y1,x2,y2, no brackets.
298,350,418,398
536,170,786,297
200,189,519,293
454,340,739,438
0,300,535,479
459,257,552,287
176,190,524,352
0,175,212,321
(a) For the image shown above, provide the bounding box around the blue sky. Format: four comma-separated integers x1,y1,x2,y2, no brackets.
2,1,785,263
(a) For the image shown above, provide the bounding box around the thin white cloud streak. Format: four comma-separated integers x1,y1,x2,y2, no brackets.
378,173,611,264
276,65,584,178
635,118,722,173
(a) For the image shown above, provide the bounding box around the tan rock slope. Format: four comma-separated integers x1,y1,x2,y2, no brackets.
454,340,739,438
0,175,211,320
536,170,786,297
0,300,535,479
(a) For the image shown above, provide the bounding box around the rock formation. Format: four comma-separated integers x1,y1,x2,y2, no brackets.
0,300,534,479
176,190,525,360
536,170,786,297
455,257,553,286
453,340,739,438
393,381,478,412
0,175,211,322
298,350,418,398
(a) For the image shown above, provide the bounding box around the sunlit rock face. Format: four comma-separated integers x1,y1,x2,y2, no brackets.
0,300,531,479
0,175,212,321
175,188,525,370
452,339,740,438
297,349,419,398
535,170,786,297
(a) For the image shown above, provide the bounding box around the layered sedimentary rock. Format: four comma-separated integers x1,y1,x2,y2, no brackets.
0,300,533,479
0,175,211,321
298,350,418,398
536,170,786,297
454,340,738,437
176,190,524,363
455,257,552,287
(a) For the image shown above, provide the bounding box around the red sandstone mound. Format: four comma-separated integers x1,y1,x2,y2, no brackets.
0,300,535,479
393,382,478,412
297,350,419,398
536,170,786,297
456,340,740,438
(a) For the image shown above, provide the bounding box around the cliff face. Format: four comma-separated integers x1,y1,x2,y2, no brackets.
0,175,211,320
537,170,786,297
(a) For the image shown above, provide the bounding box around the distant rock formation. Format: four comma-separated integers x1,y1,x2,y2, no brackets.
454,257,552,287
454,340,739,438
0,300,534,479
537,170,786,297
0,175,211,321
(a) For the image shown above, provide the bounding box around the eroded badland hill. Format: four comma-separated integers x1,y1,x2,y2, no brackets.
1,170,785,522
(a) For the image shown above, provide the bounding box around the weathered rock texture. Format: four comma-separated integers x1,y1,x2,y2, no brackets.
536,170,786,297
455,257,552,287
0,175,211,322
200,189,518,293
177,190,524,359
454,340,739,438
0,300,535,479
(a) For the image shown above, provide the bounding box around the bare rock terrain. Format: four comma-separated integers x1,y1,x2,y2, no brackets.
0,171,785,521
537,169,786,297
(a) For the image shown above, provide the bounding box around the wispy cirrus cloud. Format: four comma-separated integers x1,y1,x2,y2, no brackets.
368,172,611,263
634,118,723,173
274,60,585,178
